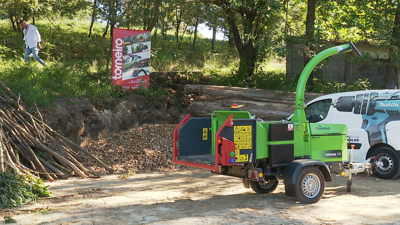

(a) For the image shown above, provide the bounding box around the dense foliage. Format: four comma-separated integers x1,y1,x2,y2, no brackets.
0,171,50,209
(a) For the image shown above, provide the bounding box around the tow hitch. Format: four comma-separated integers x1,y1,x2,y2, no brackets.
341,144,384,192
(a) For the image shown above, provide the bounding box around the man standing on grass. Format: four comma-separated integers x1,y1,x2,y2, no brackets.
20,20,46,66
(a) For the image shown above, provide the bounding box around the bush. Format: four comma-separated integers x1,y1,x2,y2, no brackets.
311,77,373,94
0,171,50,209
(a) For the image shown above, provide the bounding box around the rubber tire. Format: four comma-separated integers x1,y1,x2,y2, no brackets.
295,166,325,204
347,180,352,192
249,178,279,194
371,147,400,179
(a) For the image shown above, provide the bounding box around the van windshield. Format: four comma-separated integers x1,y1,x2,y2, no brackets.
304,99,332,123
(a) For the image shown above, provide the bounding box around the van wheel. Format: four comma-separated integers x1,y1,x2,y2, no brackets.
372,147,400,179
249,178,278,194
295,166,325,203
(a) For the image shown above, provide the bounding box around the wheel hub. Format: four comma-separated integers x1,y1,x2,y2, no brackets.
260,180,275,189
377,154,394,174
301,174,321,198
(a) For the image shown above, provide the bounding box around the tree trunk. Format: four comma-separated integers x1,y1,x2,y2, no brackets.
224,7,257,81
193,17,199,50
175,9,182,42
177,24,188,49
304,0,317,87
228,28,234,47
185,85,323,120
143,1,148,30
212,16,218,52
16,16,21,32
88,0,97,38
145,3,160,31
127,0,132,30
105,30,112,81
106,0,118,81
10,16,17,32
106,23,115,81
163,23,167,40
153,27,157,48
237,40,256,81
184,84,323,100
385,3,400,88
189,99,295,120
103,19,109,38
110,20,115,37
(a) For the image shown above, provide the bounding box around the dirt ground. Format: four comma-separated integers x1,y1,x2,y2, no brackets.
2,169,400,225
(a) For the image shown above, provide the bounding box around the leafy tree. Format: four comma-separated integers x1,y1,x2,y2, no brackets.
97,0,121,37
304,0,317,86
88,0,98,37
119,0,162,31
203,5,224,52
318,0,400,88
285,0,307,38
207,0,282,81
385,3,400,88
97,0,123,79
0,0,90,32
189,0,207,50
0,0,32,31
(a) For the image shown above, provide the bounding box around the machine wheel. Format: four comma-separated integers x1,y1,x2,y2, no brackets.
347,180,352,192
249,178,279,194
295,166,325,203
371,147,400,179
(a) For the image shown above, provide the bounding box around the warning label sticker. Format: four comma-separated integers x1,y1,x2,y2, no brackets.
234,126,252,133
237,154,248,162
234,125,252,162
202,128,208,140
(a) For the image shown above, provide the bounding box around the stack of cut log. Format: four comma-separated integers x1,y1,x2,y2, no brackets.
0,81,113,181
184,85,324,120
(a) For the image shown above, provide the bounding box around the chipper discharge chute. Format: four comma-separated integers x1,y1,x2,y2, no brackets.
173,43,378,203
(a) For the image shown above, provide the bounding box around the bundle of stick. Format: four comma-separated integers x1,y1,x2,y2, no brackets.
184,85,324,120
0,81,113,181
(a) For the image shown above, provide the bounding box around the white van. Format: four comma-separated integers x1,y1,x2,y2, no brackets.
303,90,400,179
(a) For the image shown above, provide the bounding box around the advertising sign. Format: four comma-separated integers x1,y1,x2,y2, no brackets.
112,28,151,90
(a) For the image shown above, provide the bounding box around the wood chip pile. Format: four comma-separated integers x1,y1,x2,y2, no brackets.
82,124,187,173
0,81,113,181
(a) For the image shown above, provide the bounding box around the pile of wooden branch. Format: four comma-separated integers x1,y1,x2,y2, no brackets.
185,85,324,120
0,81,113,181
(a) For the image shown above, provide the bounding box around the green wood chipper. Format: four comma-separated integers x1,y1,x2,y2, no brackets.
173,43,378,203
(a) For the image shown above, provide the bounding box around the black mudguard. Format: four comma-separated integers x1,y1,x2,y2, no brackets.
284,159,332,197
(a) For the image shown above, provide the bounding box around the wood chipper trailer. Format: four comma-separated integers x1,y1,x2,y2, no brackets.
173,43,378,203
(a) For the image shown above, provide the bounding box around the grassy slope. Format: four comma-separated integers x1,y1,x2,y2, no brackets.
0,18,251,107
0,18,371,108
